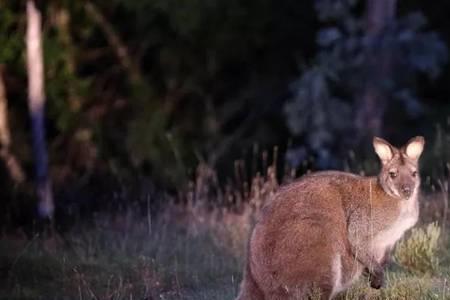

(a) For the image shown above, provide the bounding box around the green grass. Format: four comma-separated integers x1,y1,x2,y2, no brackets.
0,212,243,300
0,202,449,299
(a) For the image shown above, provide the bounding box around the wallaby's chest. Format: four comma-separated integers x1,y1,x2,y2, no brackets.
371,196,419,261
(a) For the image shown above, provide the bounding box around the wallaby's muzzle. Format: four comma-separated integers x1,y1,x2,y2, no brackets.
400,185,412,198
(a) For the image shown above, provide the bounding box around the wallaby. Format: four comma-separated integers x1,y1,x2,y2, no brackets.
236,136,425,300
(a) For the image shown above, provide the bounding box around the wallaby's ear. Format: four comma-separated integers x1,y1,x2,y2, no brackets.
404,136,425,161
373,137,395,164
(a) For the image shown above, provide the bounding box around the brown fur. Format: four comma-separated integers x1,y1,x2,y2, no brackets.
236,136,424,300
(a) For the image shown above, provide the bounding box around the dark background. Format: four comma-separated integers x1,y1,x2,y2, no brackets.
1,0,450,225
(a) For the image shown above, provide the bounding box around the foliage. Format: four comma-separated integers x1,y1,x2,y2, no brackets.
0,0,317,188
377,273,442,300
0,0,449,191
284,67,352,168
340,273,444,300
284,0,448,168
394,222,441,275
0,5,23,68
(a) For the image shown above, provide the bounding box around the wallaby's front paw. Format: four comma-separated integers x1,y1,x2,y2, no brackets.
369,271,385,289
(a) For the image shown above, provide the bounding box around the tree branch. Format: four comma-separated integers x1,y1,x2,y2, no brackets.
84,1,142,85
0,67,25,184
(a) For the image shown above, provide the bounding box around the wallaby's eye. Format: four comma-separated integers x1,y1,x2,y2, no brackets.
389,171,397,179
412,171,418,177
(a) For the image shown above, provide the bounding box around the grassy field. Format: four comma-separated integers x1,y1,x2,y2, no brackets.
0,209,242,300
1,164,450,299
0,205,450,299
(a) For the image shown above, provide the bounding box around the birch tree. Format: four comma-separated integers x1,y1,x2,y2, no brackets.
26,0,54,219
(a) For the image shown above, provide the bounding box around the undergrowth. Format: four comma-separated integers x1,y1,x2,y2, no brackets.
394,222,442,275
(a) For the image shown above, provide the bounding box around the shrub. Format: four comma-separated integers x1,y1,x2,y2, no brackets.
394,222,441,275
379,273,441,300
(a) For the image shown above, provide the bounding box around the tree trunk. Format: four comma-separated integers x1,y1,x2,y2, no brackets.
355,0,397,141
26,0,54,219
0,67,25,184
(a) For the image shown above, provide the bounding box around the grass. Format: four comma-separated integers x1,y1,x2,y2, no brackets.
1,205,450,299
1,162,450,299
0,211,243,300
1,210,449,300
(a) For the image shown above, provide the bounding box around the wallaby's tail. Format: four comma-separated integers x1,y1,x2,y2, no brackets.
236,258,264,300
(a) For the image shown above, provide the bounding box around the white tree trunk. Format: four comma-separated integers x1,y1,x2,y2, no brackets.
26,0,54,219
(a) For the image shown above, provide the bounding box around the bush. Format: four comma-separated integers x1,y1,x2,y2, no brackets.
394,222,441,275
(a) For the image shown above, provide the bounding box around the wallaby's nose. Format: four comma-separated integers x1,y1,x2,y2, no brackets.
401,186,412,198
